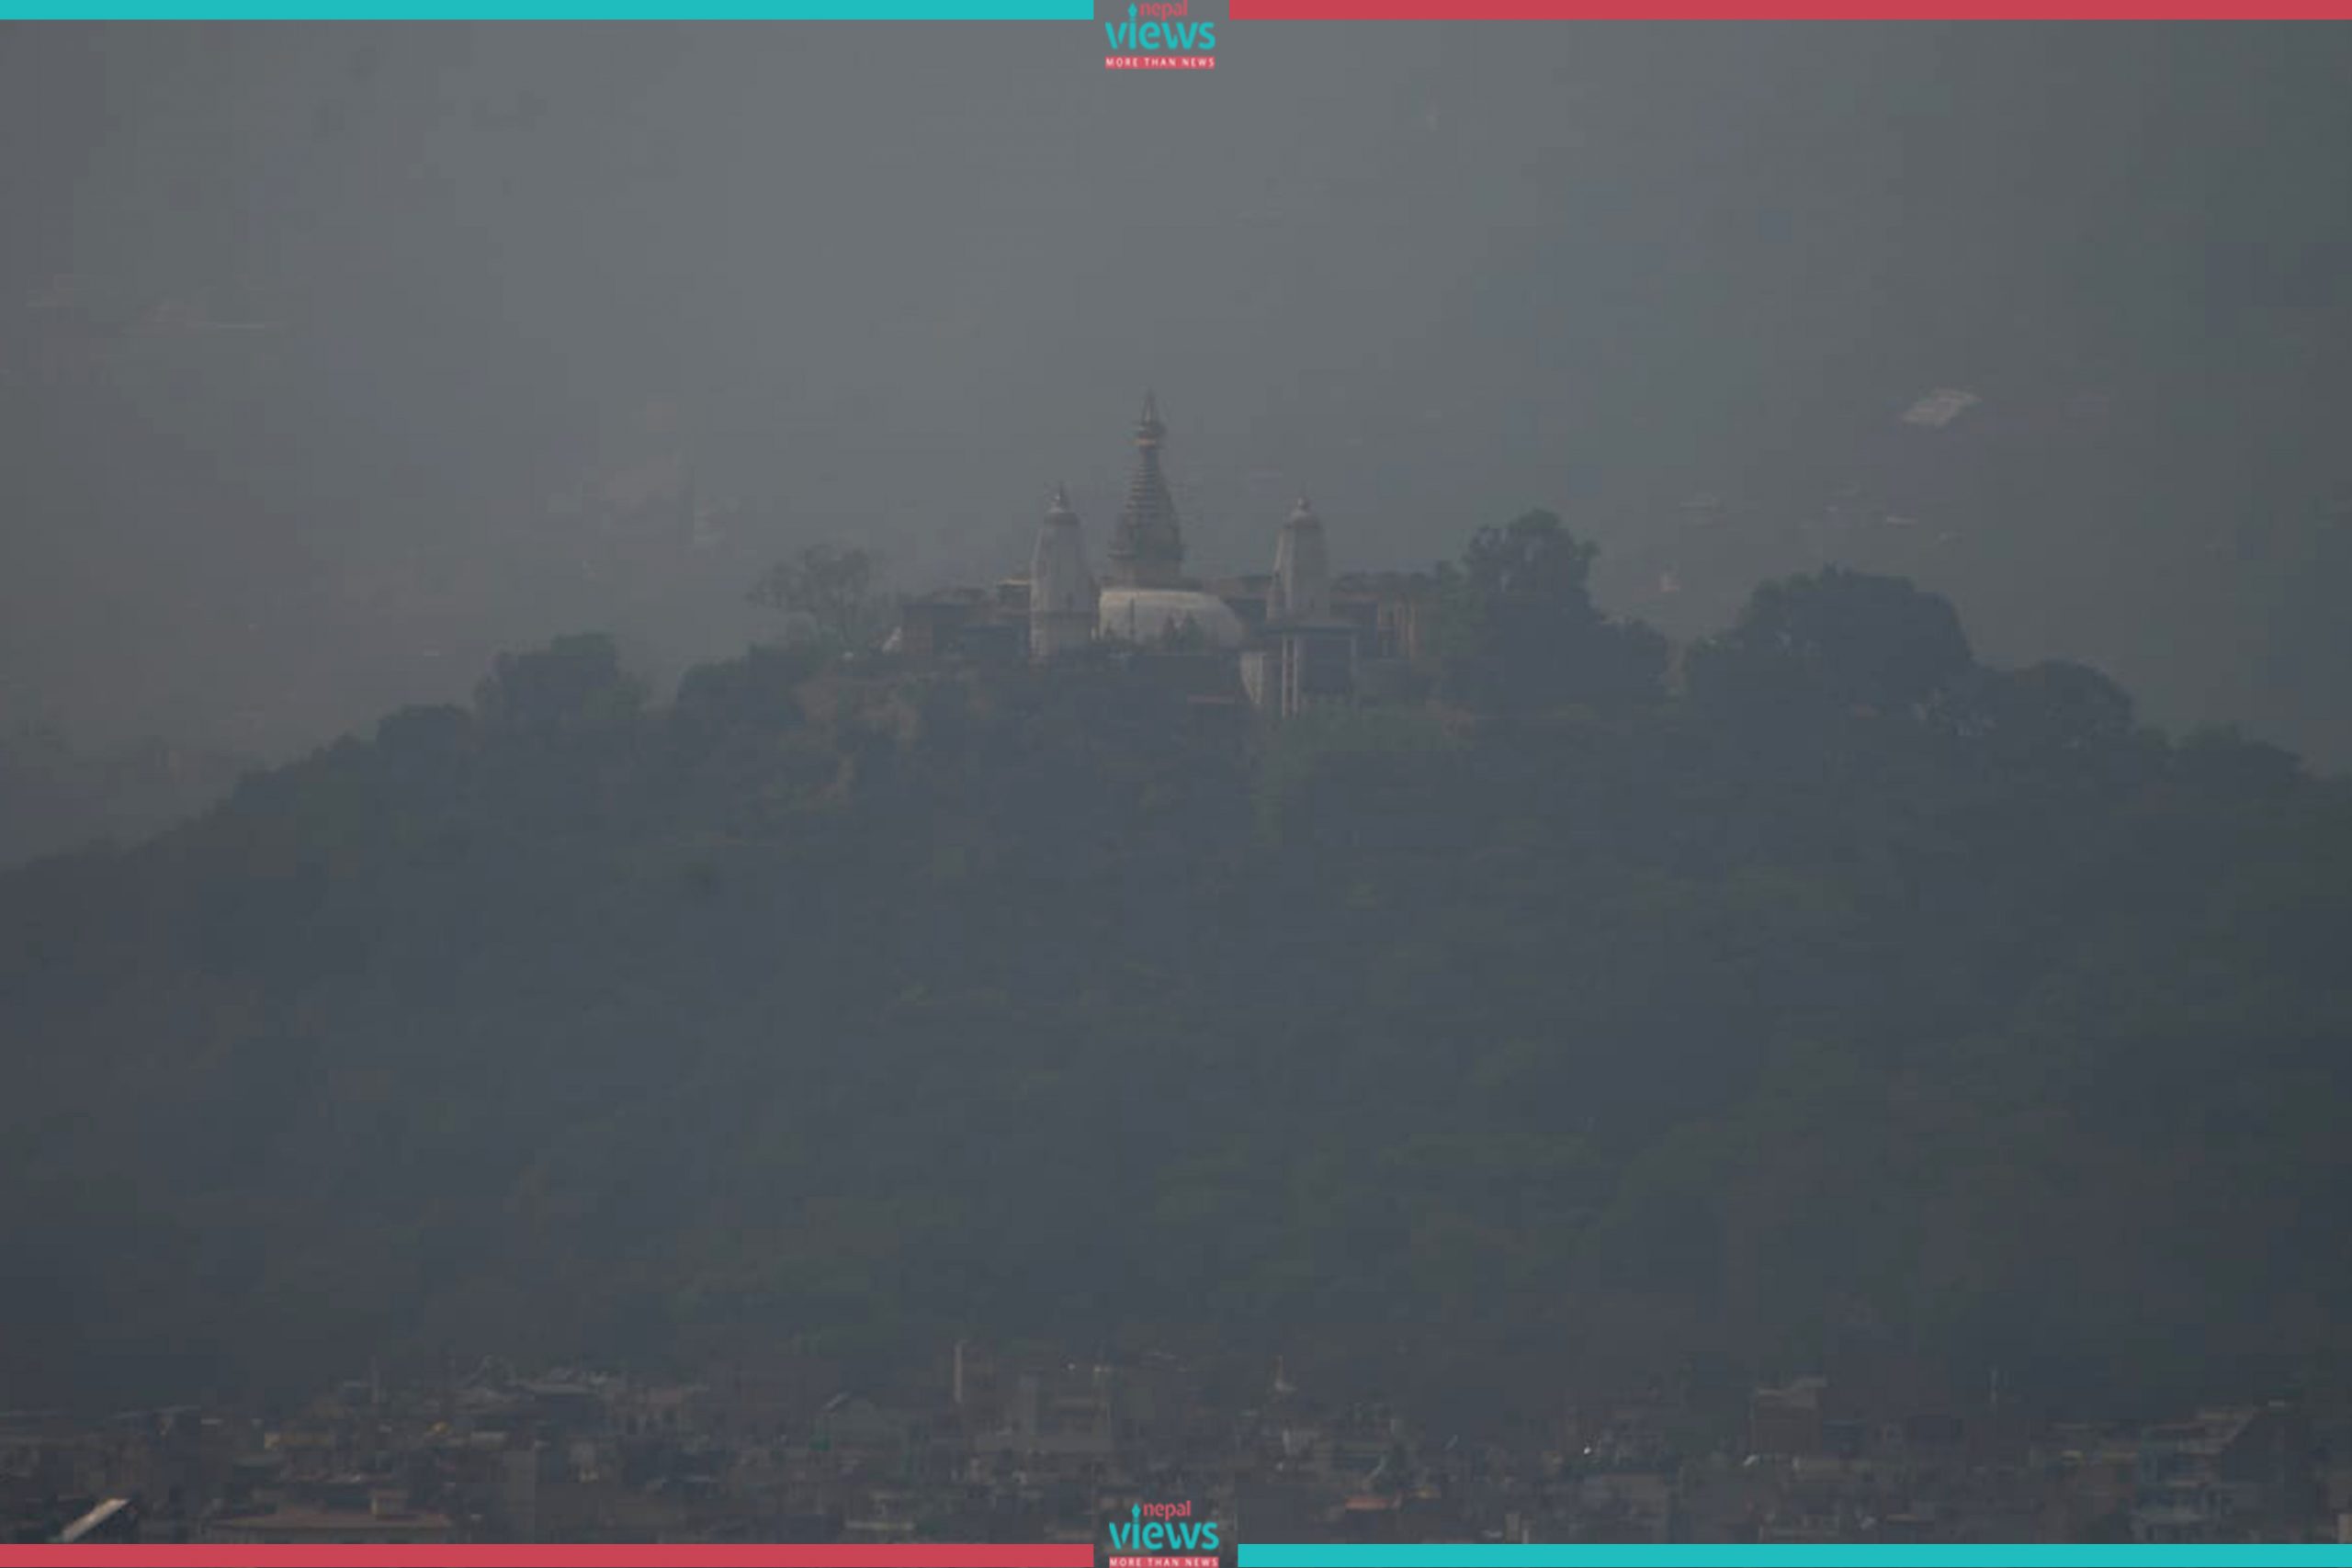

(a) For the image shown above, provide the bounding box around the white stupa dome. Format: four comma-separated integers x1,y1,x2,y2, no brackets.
1097,588,1248,649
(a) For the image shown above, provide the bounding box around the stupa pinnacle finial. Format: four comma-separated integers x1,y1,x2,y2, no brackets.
1109,393,1182,586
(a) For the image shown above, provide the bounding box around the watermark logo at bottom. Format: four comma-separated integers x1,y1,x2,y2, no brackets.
1106,1498,1222,1568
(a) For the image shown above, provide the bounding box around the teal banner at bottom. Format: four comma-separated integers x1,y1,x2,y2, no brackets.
1238,1550,2352,1568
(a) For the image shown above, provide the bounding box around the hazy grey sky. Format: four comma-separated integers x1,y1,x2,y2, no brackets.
5,23,2349,762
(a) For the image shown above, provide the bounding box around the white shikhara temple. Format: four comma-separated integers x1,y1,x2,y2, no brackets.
899,395,1430,717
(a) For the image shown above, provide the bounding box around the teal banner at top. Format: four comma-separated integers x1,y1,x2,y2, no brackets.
0,0,1088,13
1238,1550,2352,1568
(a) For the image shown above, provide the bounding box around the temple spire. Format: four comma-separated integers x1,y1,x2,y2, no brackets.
1030,480,1096,661
1107,391,1184,588
1271,491,1330,624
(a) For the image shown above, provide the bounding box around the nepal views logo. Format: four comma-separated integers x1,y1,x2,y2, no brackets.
1103,0,1218,71
1105,1499,1222,1568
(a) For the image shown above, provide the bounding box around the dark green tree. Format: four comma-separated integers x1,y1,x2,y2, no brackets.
749,543,890,652
1685,566,1974,718
2171,723,2303,795
1933,659,2140,767
1434,510,1665,711
473,633,646,733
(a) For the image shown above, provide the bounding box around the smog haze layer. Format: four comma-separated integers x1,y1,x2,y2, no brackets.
5,24,2351,774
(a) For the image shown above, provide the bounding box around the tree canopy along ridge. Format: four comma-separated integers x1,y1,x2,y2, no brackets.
4,525,2346,1425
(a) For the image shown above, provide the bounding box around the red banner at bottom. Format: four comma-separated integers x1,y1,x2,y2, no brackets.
0,1549,1095,1568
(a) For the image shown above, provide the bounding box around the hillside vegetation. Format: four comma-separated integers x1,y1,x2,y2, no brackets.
6,515,2348,1422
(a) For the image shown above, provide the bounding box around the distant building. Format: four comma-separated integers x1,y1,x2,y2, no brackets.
1749,1378,1830,1460
1269,494,1332,625
199,1497,458,1546
1028,484,1097,662
2132,1404,2319,1543
895,395,1435,716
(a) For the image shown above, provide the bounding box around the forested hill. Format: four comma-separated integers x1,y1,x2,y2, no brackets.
6,516,2351,1423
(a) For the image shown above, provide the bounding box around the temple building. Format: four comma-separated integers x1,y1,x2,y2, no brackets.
1091,392,1252,652
1027,482,1096,661
893,395,1434,716
1268,494,1331,625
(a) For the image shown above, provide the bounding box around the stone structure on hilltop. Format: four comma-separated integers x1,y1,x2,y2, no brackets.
892,394,1435,716
1268,494,1331,627
1026,482,1097,663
